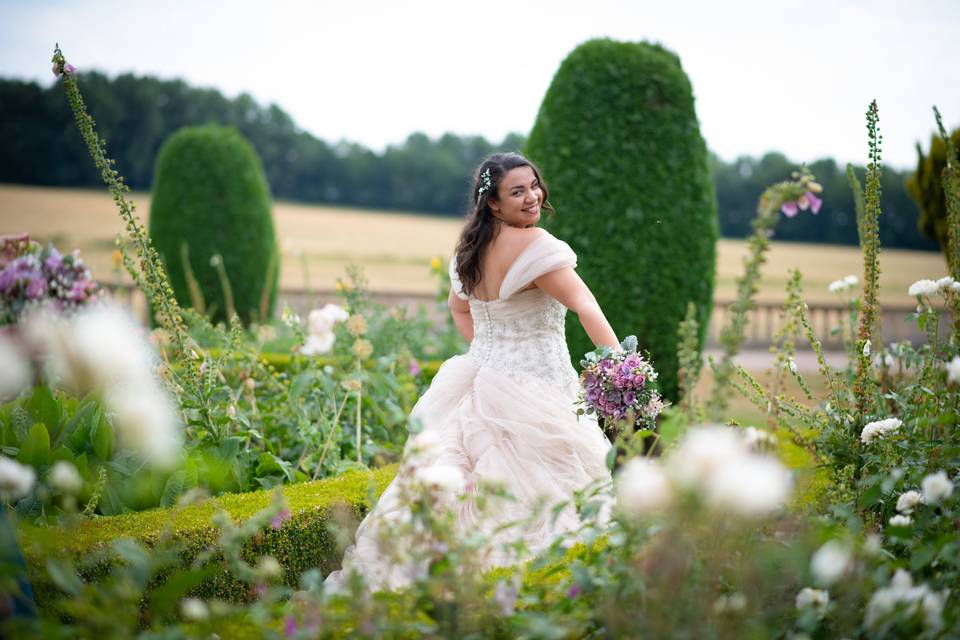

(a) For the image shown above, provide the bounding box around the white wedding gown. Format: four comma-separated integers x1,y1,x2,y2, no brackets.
324,230,613,591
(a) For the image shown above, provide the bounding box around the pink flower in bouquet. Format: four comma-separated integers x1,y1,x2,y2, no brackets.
623,391,635,405
624,353,641,368
633,373,645,387
613,373,627,389
43,247,63,272
599,358,614,373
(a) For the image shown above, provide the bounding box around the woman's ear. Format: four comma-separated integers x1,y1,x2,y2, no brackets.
488,197,500,213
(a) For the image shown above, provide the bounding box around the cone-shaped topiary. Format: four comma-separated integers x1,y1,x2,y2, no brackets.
906,127,960,254
149,125,279,325
525,38,718,404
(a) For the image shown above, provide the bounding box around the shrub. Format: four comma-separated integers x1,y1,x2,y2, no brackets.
18,464,398,611
148,125,279,326
525,38,718,403
906,127,960,254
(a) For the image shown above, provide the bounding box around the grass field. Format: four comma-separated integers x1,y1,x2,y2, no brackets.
1,183,947,304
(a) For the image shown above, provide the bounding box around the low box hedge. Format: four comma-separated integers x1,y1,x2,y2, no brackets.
18,464,398,609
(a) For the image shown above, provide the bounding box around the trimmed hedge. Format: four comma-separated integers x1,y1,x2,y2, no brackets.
149,124,279,326
525,38,718,403
18,464,398,609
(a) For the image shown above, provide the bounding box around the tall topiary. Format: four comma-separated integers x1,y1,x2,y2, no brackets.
149,124,279,325
906,127,960,256
525,38,718,404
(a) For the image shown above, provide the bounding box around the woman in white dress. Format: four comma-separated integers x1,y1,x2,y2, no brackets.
324,152,620,592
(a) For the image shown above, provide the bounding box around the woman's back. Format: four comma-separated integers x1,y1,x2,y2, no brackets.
470,226,547,302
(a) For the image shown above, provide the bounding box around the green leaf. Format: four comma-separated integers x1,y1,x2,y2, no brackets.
90,413,113,461
149,565,219,618
55,400,96,450
26,385,62,442
17,422,51,467
856,482,883,509
160,470,187,508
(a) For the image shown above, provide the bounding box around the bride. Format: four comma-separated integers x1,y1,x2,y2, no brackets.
324,152,620,591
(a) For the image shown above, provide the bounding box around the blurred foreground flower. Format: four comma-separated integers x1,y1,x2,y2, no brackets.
0,456,36,501
20,303,182,466
810,539,852,586
49,460,83,494
865,569,947,632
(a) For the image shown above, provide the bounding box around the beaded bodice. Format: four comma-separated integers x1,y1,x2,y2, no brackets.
449,231,581,397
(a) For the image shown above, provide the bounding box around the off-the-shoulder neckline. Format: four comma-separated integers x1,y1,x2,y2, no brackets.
470,231,554,303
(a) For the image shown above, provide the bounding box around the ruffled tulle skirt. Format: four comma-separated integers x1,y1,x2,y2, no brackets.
323,354,614,592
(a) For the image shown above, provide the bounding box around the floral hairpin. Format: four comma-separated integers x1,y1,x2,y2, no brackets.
476,168,493,202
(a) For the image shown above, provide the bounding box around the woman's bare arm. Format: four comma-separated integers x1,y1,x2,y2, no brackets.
448,287,473,343
533,267,618,350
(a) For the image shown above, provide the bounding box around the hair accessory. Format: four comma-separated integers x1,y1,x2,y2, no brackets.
476,168,493,202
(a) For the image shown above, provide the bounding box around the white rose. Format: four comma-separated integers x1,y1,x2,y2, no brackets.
860,418,902,444
888,514,912,527
615,457,672,517
908,279,940,297
0,331,31,401
810,540,852,586
921,471,954,505
795,587,830,614
936,276,955,291
947,356,960,386
0,456,36,500
49,460,83,494
705,454,792,517
895,490,922,514
666,425,749,489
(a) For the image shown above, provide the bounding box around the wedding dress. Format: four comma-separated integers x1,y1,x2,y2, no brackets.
323,230,613,592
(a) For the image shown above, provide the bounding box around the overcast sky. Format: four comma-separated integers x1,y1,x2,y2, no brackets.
2,0,958,170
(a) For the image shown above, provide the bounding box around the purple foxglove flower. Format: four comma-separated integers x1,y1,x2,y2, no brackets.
25,276,46,299
806,191,822,214
63,63,77,75
781,200,799,217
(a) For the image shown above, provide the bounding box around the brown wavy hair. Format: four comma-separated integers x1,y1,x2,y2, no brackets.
453,152,554,297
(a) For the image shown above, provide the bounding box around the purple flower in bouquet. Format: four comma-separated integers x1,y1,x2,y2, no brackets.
633,373,645,387
624,353,641,368
599,358,614,373
623,390,635,405
43,247,63,272
613,373,627,389
583,372,599,389
25,276,46,299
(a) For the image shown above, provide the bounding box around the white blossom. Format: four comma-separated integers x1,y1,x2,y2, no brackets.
862,340,871,357
908,279,940,297
666,425,749,489
921,471,954,505
180,597,209,622
827,275,859,294
888,514,912,527
936,276,955,291
860,418,902,444
105,383,182,468
300,304,349,356
872,352,895,370
493,577,520,616
712,592,747,614
0,331,31,401
895,490,923,514
705,454,792,517
615,457,672,517
257,555,283,579
810,540,853,586
795,587,830,615
864,533,883,556
300,331,334,356
49,460,83,493
947,356,960,386
787,358,798,375
0,456,36,500
865,569,947,632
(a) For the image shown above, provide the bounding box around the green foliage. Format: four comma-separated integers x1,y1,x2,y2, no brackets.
906,125,960,253
17,464,398,612
525,38,718,404
149,124,279,325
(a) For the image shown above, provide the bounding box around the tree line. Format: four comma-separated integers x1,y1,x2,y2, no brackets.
0,71,935,250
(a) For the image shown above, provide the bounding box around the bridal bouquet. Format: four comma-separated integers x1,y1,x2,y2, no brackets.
576,335,664,441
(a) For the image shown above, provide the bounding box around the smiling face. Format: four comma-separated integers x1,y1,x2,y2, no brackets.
488,166,543,227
